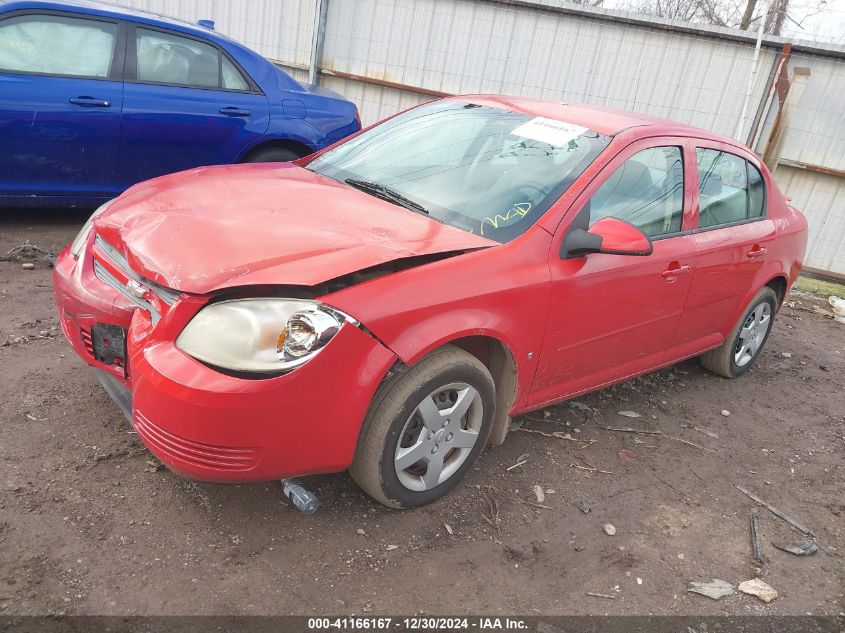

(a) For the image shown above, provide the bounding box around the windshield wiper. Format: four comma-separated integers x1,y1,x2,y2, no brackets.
345,178,430,215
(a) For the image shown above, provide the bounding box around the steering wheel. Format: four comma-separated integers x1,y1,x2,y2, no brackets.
513,181,548,205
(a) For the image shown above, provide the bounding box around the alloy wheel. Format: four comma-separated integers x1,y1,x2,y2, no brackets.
734,302,772,367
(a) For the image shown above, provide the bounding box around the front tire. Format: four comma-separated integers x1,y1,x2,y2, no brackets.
350,345,496,508
700,286,777,378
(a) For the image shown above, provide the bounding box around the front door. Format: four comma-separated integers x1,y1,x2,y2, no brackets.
0,12,124,202
530,140,698,407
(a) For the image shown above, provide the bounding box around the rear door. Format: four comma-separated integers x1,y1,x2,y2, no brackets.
669,143,776,355
530,138,698,406
119,24,270,189
0,11,124,202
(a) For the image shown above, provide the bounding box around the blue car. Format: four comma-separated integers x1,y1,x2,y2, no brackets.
0,0,361,207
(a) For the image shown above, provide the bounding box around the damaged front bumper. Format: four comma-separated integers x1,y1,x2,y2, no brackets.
53,235,399,483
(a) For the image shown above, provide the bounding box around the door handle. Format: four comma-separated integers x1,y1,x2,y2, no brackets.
662,264,691,278
219,106,251,117
69,97,111,107
746,246,768,258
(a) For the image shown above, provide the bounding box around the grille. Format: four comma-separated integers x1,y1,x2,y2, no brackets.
92,235,180,324
134,411,258,472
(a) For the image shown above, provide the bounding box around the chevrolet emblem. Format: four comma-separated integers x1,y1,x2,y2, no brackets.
125,279,147,300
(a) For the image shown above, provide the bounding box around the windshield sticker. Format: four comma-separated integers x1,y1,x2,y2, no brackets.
510,117,589,147
481,202,532,235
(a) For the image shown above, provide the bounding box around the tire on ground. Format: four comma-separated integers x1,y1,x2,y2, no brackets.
699,286,778,378
350,344,496,508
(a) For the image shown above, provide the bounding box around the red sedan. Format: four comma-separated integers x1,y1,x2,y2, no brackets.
53,96,807,508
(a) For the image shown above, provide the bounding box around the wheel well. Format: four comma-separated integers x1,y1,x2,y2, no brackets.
449,336,517,447
240,139,313,162
766,275,788,306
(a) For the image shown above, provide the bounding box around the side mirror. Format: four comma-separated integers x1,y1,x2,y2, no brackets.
561,217,653,259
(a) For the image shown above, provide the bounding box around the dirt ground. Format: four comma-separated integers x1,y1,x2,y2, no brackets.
0,209,843,617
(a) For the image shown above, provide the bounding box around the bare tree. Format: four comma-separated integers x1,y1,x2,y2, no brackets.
629,0,702,19
738,0,757,28
619,0,831,37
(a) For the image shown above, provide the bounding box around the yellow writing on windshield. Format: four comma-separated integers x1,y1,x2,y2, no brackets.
481,202,532,235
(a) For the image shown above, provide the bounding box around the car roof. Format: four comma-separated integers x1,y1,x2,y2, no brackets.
0,0,231,42
458,94,746,148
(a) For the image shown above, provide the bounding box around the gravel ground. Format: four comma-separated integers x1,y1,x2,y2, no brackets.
0,209,843,616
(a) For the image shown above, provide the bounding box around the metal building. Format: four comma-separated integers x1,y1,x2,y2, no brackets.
114,0,845,277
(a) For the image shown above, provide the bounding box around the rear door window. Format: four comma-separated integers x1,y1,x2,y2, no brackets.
136,28,220,88
696,149,765,227
221,55,249,90
0,14,117,78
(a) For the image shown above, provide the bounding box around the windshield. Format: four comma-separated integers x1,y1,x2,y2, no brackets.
306,100,611,243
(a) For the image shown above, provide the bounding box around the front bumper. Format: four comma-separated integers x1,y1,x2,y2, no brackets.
53,240,398,483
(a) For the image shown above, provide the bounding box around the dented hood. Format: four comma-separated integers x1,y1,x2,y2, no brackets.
94,163,496,294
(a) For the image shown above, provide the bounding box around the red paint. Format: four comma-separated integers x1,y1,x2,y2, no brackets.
53,97,808,484
590,217,653,255
95,162,495,294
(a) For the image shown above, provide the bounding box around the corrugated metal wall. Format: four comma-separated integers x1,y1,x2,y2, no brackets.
105,0,845,276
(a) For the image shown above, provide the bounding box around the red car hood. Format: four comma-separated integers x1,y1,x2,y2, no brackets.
94,163,496,294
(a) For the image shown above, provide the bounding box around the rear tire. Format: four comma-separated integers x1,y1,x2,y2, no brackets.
700,286,777,378
350,345,496,509
242,146,303,163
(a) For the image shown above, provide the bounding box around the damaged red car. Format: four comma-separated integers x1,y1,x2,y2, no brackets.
54,96,807,508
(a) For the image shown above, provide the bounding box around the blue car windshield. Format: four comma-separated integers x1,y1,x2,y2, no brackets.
306,100,611,242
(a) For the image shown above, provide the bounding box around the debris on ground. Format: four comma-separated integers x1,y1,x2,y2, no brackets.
694,427,719,439
532,485,545,504
444,523,453,535
574,501,591,514
750,514,763,563
720,409,731,417
601,425,662,435
735,485,814,535
356,528,366,536
687,579,734,600
738,578,778,603
781,352,793,358
569,453,612,474
515,427,596,447
585,592,616,599
617,410,641,418
569,401,593,414
772,538,818,556
599,423,715,452
602,523,616,536
145,458,163,473
486,485,550,510
385,545,398,551
481,488,501,535
830,296,845,324
506,453,529,471
21,262,35,270
1,243,56,266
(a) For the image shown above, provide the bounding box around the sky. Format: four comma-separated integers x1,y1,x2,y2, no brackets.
780,0,845,44
602,0,845,45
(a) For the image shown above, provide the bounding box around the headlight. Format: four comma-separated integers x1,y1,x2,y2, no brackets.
175,298,354,375
70,199,114,258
